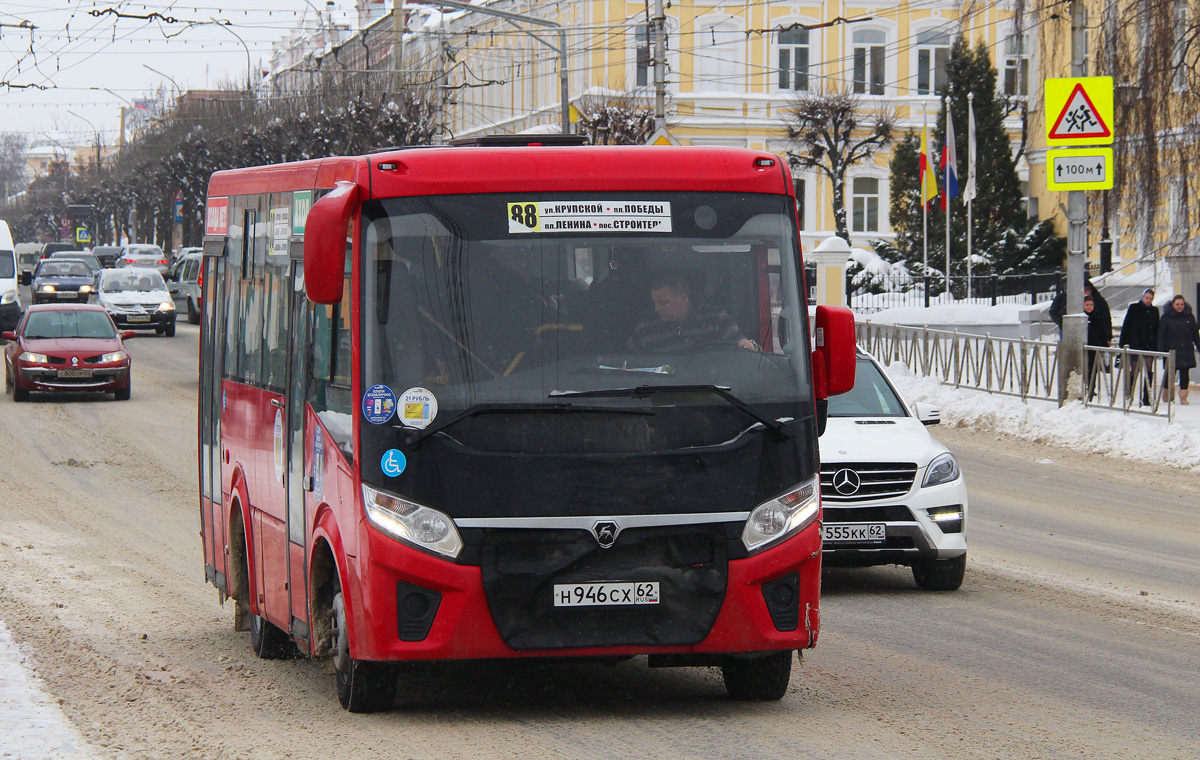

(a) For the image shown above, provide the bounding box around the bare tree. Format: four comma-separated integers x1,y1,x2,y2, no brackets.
575,91,661,145
782,89,896,240
0,133,27,201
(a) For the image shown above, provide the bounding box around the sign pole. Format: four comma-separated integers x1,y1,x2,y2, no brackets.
944,96,951,297
1059,0,1089,404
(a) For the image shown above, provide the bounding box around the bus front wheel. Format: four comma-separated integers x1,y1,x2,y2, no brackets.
331,582,396,712
721,651,793,701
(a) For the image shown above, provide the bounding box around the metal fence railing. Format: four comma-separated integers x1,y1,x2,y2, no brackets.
856,321,1175,420
846,272,1063,313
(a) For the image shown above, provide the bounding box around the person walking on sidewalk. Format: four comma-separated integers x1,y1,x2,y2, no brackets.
1084,296,1112,400
1157,294,1200,404
1119,288,1160,405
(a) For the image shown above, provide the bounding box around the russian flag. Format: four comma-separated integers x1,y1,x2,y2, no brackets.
941,110,958,210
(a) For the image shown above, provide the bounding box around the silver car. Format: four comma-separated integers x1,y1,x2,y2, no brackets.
119,244,169,275
167,252,203,324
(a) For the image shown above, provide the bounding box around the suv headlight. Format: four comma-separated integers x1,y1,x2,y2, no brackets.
1,290,17,306
158,301,174,311
922,452,960,487
361,484,462,559
741,476,820,554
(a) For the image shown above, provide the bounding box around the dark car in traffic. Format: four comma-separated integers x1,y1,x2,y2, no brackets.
92,245,122,268
22,259,96,304
3,304,134,401
49,251,103,274
38,242,80,260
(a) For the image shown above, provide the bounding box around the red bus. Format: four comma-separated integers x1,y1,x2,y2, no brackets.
198,137,855,712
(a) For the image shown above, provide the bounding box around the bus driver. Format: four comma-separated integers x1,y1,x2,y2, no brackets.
627,270,757,352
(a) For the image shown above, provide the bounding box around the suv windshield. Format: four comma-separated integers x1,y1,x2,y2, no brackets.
361,192,811,450
0,253,13,279
25,310,116,339
828,358,909,417
101,270,166,292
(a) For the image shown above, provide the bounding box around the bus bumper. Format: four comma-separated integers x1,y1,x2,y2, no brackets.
348,522,821,662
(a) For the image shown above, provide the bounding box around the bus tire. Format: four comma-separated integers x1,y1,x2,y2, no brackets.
250,612,292,659
912,553,967,591
332,582,395,712
721,651,792,701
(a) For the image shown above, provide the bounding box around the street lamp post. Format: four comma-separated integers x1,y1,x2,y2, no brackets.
67,110,102,173
212,19,253,92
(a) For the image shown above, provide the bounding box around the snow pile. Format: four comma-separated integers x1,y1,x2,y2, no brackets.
863,302,1029,327
0,620,95,758
885,361,1200,470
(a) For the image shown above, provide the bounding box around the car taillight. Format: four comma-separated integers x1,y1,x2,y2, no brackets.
156,259,168,265
123,258,136,264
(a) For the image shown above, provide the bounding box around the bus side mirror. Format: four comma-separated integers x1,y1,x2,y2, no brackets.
303,181,360,304
19,271,31,287
811,305,855,400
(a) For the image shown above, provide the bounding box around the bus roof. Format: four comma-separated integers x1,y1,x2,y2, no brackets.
206,145,790,200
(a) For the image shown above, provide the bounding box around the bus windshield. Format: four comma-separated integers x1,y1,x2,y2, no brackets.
361,192,811,451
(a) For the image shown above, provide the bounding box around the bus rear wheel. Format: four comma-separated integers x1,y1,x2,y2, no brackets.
721,651,793,701
250,612,292,659
331,583,395,712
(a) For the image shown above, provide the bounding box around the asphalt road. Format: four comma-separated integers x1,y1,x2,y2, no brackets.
0,324,1196,760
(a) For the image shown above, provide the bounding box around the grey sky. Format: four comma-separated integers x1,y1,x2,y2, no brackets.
0,1,350,148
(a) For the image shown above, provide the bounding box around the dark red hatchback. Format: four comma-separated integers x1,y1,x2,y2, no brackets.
3,304,135,401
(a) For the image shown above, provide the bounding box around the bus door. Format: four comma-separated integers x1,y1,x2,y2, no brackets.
284,260,312,643
200,250,226,588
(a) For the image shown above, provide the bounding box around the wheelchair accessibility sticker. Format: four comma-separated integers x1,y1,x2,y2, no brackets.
381,449,407,477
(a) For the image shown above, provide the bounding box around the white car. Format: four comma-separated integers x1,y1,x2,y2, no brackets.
94,267,177,336
818,351,968,590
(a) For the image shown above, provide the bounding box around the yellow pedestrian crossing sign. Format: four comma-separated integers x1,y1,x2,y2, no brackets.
1045,77,1114,146
75,227,91,244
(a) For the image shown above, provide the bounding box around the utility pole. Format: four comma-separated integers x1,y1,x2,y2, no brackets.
652,0,666,132
392,0,405,96
1059,0,1088,404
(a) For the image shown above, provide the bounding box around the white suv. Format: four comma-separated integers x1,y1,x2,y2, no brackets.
818,351,968,590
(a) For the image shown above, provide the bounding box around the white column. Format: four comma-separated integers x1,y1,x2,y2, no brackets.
811,235,853,307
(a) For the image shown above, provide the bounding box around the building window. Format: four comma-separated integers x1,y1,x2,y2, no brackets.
694,21,741,92
915,29,950,95
853,30,885,95
778,26,810,91
634,24,650,88
1003,32,1028,97
852,178,880,232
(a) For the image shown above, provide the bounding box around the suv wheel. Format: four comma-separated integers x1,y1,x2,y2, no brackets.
912,553,967,591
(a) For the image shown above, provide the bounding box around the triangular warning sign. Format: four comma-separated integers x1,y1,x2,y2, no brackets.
1049,83,1112,140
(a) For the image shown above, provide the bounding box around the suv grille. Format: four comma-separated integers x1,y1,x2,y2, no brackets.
820,462,918,502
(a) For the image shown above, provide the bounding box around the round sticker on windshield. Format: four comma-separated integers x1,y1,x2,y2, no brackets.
362,384,397,425
381,449,407,477
398,387,438,429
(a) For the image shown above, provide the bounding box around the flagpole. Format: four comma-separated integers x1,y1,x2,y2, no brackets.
923,106,929,300
944,96,951,298
967,93,975,300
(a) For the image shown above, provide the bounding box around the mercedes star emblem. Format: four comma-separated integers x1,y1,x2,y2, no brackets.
832,468,862,496
592,520,619,549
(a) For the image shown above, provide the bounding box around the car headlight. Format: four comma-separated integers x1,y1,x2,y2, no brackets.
361,484,462,559
18,351,49,364
40,284,55,293
79,285,93,293
0,290,17,305
99,351,128,363
741,476,820,554
922,452,961,487
158,301,174,311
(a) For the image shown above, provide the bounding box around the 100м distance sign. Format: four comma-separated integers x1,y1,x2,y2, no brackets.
1046,148,1114,191
508,201,673,233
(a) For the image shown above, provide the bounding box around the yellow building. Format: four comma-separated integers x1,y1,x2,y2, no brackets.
403,1,1033,253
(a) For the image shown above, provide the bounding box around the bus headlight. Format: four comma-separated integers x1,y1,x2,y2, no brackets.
361,484,463,560
741,477,820,554
1,290,18,305
922,453,960,487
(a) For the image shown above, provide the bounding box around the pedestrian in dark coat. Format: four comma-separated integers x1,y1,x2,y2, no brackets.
1083,296,1111,400
1049,279,1110,335
1119,288,1160,405
1157,294,1200,404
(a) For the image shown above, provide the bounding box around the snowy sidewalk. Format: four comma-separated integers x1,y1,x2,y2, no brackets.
0,620,96,759
887,362,1200,470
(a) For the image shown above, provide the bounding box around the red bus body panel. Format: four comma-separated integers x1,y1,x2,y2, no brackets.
202,145,818,665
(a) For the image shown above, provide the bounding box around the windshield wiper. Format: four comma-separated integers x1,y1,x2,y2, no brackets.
399,402,655,447
549,384,794,439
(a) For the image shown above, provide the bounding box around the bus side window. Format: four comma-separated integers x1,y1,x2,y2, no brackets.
309,296,354,461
